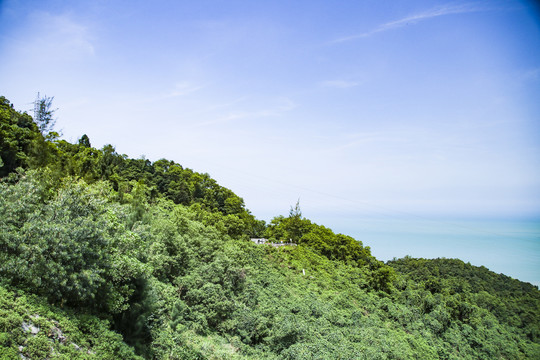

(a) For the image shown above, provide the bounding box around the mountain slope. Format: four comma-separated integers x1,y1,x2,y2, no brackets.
1,96,539,359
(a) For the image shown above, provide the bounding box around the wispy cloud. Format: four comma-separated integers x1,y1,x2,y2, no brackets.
205,96,248,111
165,82,205,98
320,80,359,89
194,97,296,128
521,67,540,81
333,3,481,43
17,12,96,59
326,131,408,153
321,126,482,156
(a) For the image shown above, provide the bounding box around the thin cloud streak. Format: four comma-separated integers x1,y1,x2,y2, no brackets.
320,80,359,88
24,12,96,58
164,82,205,98
334,3,482,43
319,127,485,155
521,67,540,81
192,97,296,128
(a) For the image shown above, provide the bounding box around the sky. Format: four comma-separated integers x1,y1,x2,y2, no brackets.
1,1,540,281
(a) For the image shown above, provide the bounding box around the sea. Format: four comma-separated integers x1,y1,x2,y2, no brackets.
314,214,540,287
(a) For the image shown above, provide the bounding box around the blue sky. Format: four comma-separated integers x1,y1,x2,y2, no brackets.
1,1,540,280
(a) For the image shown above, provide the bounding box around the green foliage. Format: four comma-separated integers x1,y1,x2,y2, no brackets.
0,96,51,176
1,96,261,241
0,170,148,314
265,203,387,286
0,285,143,359
389,257,540,343
0,96,539,359
78,134,91,148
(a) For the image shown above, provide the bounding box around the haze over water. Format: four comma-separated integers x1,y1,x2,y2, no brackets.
318,214,540,286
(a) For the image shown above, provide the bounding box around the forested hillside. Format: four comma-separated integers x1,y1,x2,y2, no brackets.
1,96,539,359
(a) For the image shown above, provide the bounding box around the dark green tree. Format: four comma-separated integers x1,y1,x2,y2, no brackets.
288,199,303,242
79,134,91,147
0,96,50,176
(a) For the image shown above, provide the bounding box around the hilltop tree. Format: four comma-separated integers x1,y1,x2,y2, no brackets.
288,199,303,242
0,96,50,176
34,94,58,137
79,134,91,148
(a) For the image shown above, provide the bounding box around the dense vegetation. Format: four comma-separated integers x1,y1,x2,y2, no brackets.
1,96,539,359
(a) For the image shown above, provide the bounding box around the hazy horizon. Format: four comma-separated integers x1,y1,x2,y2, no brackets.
2,0,539,219
1,1,539,282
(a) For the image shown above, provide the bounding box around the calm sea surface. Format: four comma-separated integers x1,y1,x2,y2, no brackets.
317,215,540,286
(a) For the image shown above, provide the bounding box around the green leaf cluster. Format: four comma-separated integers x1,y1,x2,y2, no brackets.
0,285,143,359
